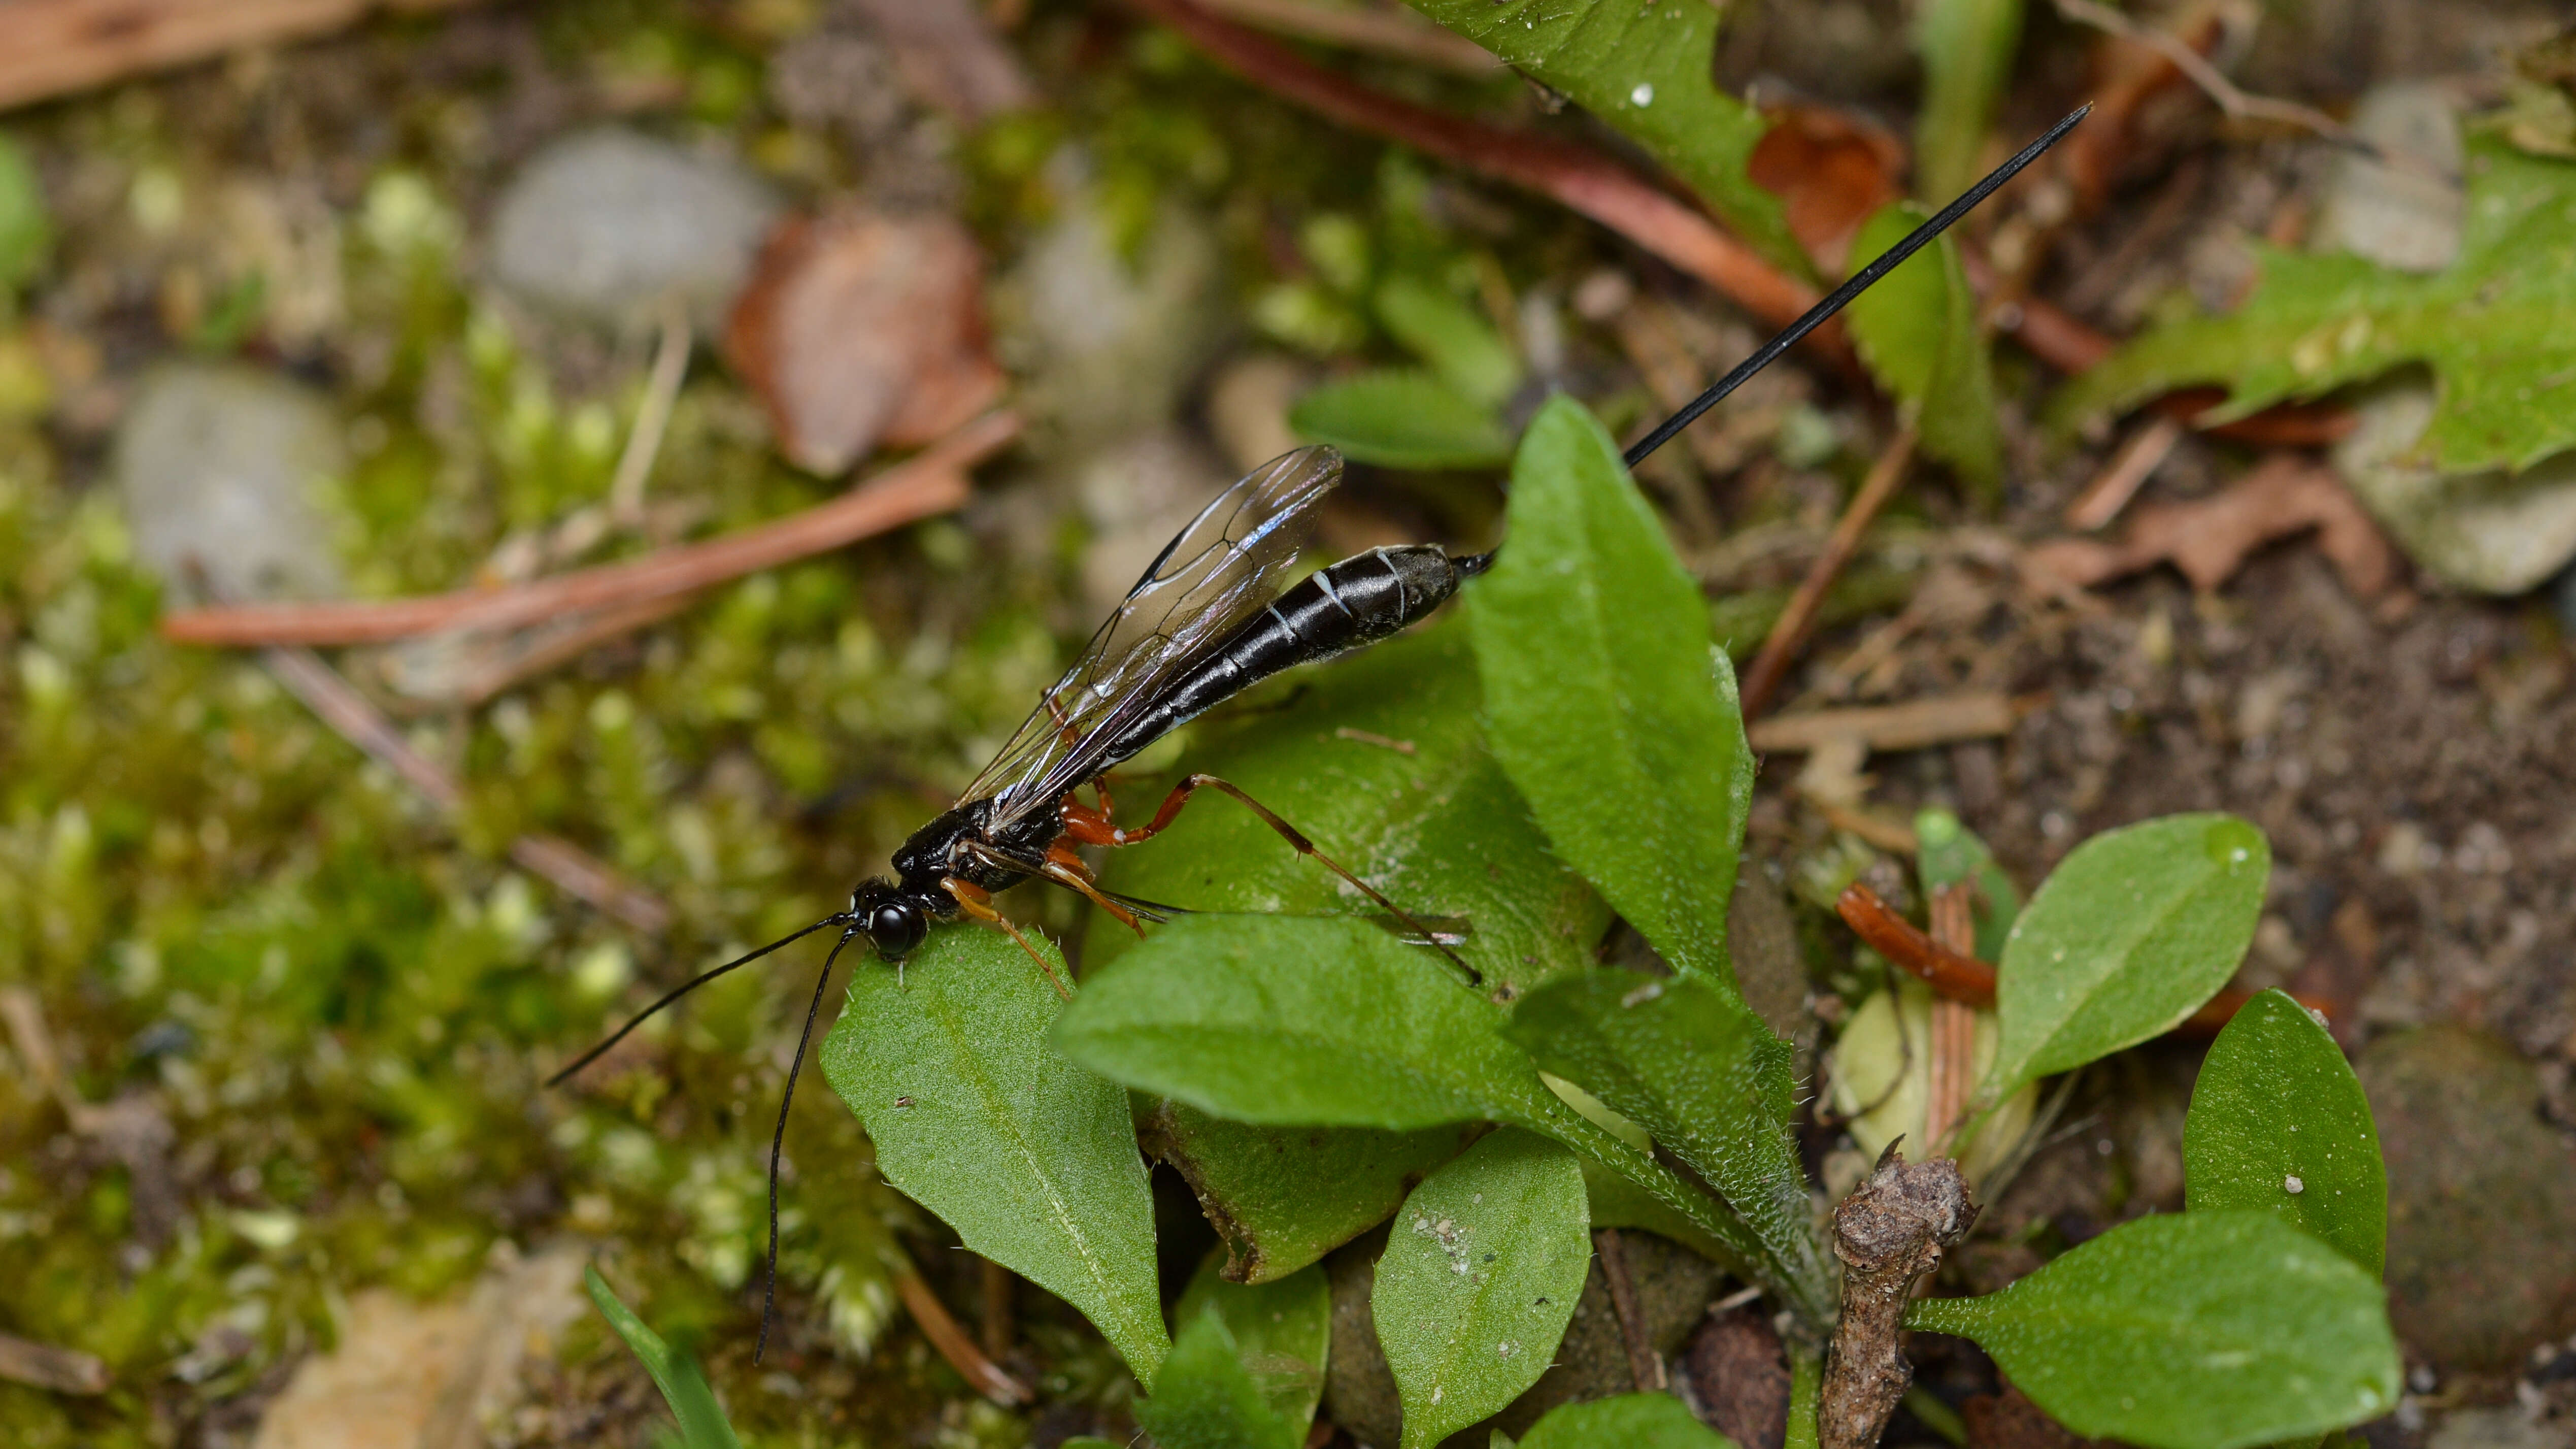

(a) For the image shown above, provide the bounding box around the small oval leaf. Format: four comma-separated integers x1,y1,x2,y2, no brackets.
1373,1129,1590,1449
2185,989,2387,1276
1983,813,2270,1106
1290,370,1513,470
1520,1393,1739,1449
1138,1306,1301,1449
1173,1252,1334,1436
1905,1211,2400,1449
820,927,1168,1385
1466,395,1755,989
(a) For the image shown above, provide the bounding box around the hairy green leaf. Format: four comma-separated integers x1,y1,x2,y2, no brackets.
1914,808,2019,962
2185,990,2387,1277
821,928,1167,1386
1379,277,1521,408
1906,1212,2400,1449
1085,620,1609,1281
2051,139,2576,474
1173,1252,1334,1435
1290,370,1512,470
1139,1307,1301,1449
1084,618,1608,996
1402,1,1802,271
1143,1101,1476,1285
1374,1130,1590,1449
1467,396,1754,988
1504,970,1830,1323
1846,202,2002,492
584,1267,744,1449
1980,814,2269,1108
1912,0,2026,204
1519,1392,1739,1449
1056,914,1788,1303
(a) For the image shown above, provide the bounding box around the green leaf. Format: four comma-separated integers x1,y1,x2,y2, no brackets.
1846,202,2002,493
1056,914,1790,1306
1519,1393,1739,1449
1979,814,2270,1109
1503,970,1831,1323
1084,617,1608,997
1905,1211,2400,1449
1139,1306,1302,1449
1379,277,1522,408
819,927,1168,1386
1912,0,2026,204
1145,1101,1477,1285
2050,138,2576,475
1401,1,1803,272
1373,1130,1591,1449
1290,370,1512,470
2185,990,2387,1277
1466,396,1755,989
1087,619,1608,1285
1173,1252,1334,1436
0,133,50,295
583,1266,744,1449
1914,808,2020,962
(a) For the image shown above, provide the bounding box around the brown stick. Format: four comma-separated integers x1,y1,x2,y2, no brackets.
1747,694,2018,755
1122,0,1849,367
162,411,1015,647
0,0,482,112
1593,1228,1666,1392
1740,427,1918,720
260,645,672,932
979,1257,1015,1363
1821,1147,1979,1449
895,1267,1030,1405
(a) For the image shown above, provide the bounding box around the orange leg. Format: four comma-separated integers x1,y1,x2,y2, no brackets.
943,878,1072,1000
967,836,1149,940
1081,773,1481,986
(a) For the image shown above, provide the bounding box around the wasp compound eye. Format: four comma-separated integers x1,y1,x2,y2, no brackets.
867,899,928,960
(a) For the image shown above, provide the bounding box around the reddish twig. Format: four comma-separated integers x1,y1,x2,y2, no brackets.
162,411,1016,648
1123,0,1850,369
1836,883,2331,1039
0,0,484,111
1188,0,1495,72
260,644,672,932
1740,426,1918,720
895,1266,1030,1405
1924,885,1980,1154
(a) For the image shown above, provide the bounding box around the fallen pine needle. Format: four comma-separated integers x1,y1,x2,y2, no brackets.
162,410,1017,647
894,1264,1029,1405
2063,414,2183,531
1741,426,1918,720
1747,693,2019,755
261,644,672,932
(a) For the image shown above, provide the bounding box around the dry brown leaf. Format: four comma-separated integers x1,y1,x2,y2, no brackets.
847,0,1034,123
2023,454,2396,598
725,212,1005,476
1746,103,1906,277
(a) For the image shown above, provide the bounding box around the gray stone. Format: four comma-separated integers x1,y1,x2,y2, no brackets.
115,363,345,602
2427,1407,2573,1449
2360,1025,2576,1369
487,129,778,332
2333,374,2576,594
997,185,1224,460
2312,83,2465,274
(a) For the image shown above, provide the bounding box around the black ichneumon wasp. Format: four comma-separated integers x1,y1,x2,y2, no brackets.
550,105,2089,1359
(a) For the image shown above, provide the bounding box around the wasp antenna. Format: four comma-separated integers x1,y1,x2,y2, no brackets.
546,914,852,1088
1622,103,2091,471
757,928,858,1365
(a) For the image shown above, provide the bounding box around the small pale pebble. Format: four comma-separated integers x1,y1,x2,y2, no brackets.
2285,1175,2306,1194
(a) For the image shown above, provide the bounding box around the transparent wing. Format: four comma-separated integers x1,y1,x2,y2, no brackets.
961,445,1344,827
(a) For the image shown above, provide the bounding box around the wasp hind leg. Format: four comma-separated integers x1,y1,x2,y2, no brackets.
1096,772,1482,987
942,877,1073,1000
